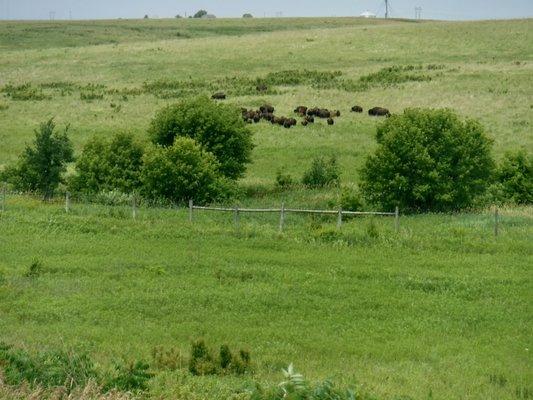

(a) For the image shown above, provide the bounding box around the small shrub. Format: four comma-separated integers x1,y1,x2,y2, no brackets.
105,360,153,392
70,133,144,195
275,169,295,190
359,65,432,87
188,339,216,376
141,137,232,205
366,219,380,239
302,156,340,188
339,185,363,211
0,102,8,111
494,150,532,204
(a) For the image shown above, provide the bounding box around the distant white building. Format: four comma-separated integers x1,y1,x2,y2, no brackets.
360,11,377,18
202,14,217,19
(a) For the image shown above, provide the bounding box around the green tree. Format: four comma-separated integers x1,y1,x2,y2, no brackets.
141,137,231,204
494,150,532,204
3,119,73,199
193,10,208,18
70,133,144,194
360,108,494,212
148,97,253,180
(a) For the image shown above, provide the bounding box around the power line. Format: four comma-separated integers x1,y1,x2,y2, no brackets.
385,0,389,18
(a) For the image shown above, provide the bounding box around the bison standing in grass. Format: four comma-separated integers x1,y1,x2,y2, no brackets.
368,107,391,117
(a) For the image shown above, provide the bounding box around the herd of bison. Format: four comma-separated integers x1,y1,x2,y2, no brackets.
211,92,391,129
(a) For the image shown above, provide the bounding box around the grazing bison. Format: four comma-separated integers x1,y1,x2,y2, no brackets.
368,107,391,117
294,106,308,116
351,105,363,113
302,120,308,126
327,118,335,125
211,92,226,100
260,104,275,114
305,115,315,124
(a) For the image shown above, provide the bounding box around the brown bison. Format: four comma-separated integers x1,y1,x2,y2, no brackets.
260,104,275,114
294,106,308,116
351,105,363,113
368,107,390,117
327,118,335,125
211,92,226,100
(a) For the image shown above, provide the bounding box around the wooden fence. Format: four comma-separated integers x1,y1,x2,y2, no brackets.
188,200,400,233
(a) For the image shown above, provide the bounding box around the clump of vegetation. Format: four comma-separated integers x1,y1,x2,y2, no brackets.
260,70,343,87
0,342,98,392
141,137,231,205
339,185,364,211
151,346,185,370
359,65,432,87
1,83,50,101
491,150,532,204
275,168,295,190
25,259,44,278
302,156,340,188
188,339,251,376
70,133,144,195
249,364,362,400
360,108,494,212
104,360,153,392
148,96,253,180
0,102,8,110
1,119,73,200
193,10,208,18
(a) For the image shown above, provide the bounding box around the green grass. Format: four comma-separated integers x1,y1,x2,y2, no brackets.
0,16,532,399
0,196,532,399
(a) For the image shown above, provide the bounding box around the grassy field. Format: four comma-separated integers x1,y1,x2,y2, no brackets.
0,16,532,400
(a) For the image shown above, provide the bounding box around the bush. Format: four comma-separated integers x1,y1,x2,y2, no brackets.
148,96,253,179
493,150,532,204
275,169,295,190
2,119,73,199
105,360,153,392
360,108,494,212
188,339,251,376
302,156,340,188
339,185,364,211
141,137,231,205
0,343,97,391
70,133,144,194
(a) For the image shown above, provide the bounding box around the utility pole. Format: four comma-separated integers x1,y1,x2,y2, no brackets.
415,6,422,20
385,0,389,18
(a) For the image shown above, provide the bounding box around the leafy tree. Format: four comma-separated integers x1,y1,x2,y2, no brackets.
70,133,144,194
193,10,208,18
2,119,73,199
243,13,253,18
360,108,495,212
493,150,532,204
141,137,231,204
302,156,340,188
148,97,253,180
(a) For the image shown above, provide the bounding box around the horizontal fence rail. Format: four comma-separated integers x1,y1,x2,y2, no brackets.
189,200,399,232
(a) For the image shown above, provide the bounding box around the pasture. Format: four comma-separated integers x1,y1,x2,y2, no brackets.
0,16,532,400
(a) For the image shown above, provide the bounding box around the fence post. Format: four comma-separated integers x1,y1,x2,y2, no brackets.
65,191,70,213
337,208,343,229
234,205,240,231
279,202,285,232
494,207,499,237
132,195,137,220
1,182,5,213
189,199,193,223
395,206,400,233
